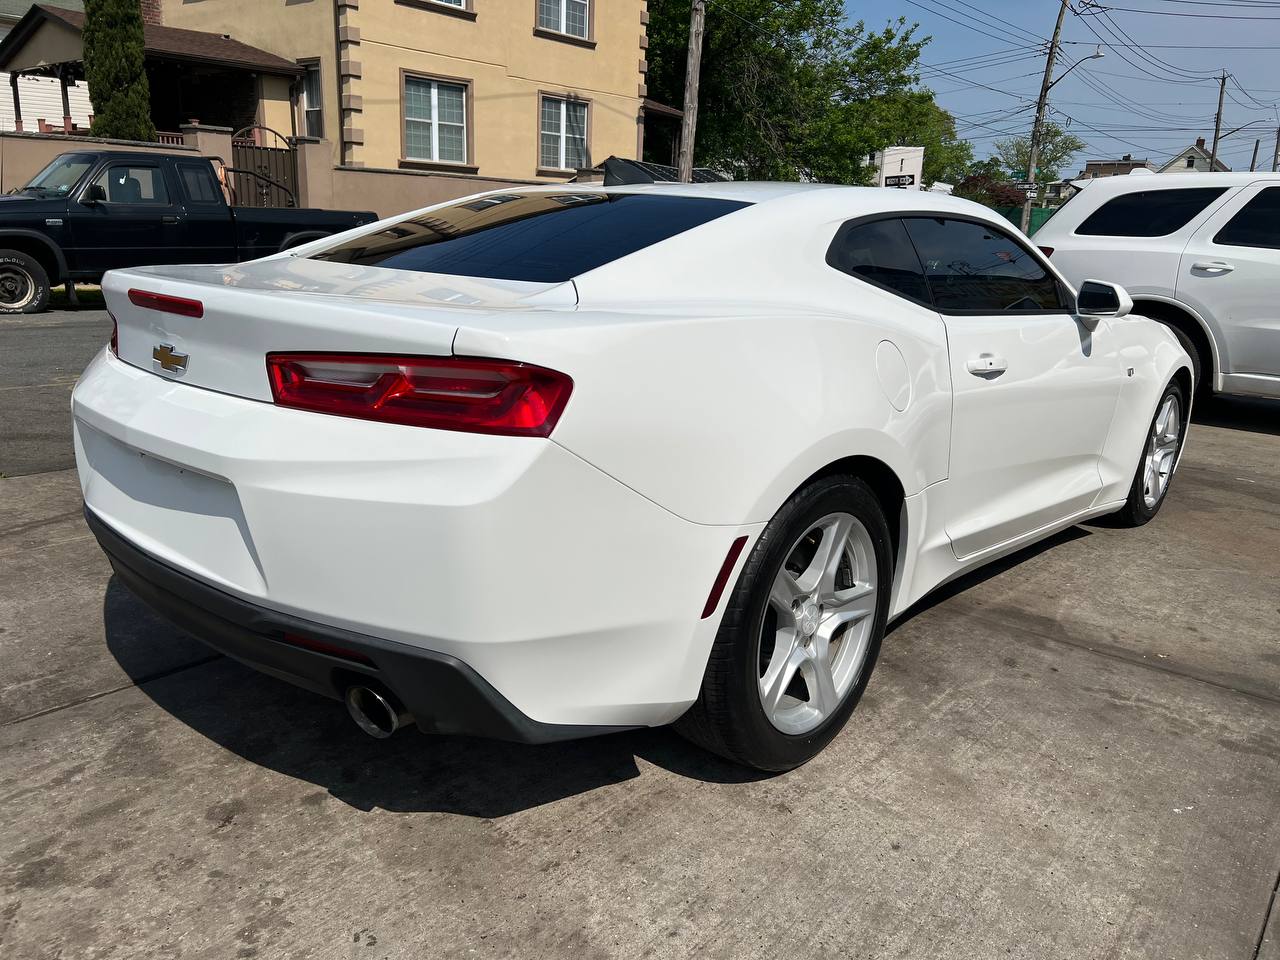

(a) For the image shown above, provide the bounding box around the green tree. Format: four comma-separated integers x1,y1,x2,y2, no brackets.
646,0,928,183
83,0,155,142
878,96,972,187
993,121,1085,188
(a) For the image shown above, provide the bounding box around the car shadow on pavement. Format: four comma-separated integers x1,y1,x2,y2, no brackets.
102,579,771,817
1192,394,1280,436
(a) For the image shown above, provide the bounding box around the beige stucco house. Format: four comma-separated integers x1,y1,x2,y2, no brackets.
158,0,651,183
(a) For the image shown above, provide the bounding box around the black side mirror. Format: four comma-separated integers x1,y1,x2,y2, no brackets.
1076,279,1132,318
82,183,106,204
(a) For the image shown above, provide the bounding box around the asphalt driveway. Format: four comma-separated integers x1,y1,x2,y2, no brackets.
2,309,1278,959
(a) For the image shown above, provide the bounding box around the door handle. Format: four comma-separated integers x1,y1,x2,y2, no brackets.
161,215,180,224
1191,260,1234,274
966,353,1008,377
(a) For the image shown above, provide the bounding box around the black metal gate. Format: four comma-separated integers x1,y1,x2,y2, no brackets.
229,126,298,208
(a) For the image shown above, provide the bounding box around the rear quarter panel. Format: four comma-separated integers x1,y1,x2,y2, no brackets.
454,278,953,528
1037,181,1240,300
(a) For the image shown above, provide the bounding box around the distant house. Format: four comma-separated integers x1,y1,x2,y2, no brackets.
871,146,925,189
1076,154,1156,179
1159,137,1231,173
0,1,91,132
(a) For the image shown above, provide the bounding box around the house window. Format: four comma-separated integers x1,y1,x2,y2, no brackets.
404,76,468,164
538,0,589,38
300,62,323,138
1186,156,1195,168
539,95,587,171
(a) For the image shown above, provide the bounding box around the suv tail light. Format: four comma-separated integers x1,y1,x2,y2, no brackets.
266,353,573,437
1038,246,1055,258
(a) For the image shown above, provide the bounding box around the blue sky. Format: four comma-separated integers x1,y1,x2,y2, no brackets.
842,0,1280,176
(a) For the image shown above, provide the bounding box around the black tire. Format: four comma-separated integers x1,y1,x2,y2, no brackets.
0,249,51,314
1165,325,1207,398
675,476,893,772
1110,379,1187,528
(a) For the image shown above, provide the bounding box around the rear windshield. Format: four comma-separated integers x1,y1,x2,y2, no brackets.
311,192,749,282
1075,187,1227,237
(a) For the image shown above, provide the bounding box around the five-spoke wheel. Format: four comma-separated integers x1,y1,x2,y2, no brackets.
759,513,878,735
676,476,891,771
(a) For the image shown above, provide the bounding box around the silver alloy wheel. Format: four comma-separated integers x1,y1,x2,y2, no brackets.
0,264,34,310
758,512,878,735
1142,395,1181,509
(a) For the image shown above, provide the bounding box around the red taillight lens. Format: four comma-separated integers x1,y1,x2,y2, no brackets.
1038,246,1055,258
128,288,204,318
108,312,118,356
266,353,573,437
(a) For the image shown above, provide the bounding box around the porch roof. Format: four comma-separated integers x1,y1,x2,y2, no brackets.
0,4,302,77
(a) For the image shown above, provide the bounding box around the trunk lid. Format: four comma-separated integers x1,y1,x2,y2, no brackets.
103,257,577,401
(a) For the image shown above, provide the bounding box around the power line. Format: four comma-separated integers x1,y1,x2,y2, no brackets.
1087,3,1280,18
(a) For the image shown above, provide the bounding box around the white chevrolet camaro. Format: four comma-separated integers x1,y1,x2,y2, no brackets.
73,183,1192,771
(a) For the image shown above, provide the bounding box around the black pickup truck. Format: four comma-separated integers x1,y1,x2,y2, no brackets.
0,150,378,313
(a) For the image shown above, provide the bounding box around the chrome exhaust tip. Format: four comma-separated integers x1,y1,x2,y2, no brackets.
345,685,412,739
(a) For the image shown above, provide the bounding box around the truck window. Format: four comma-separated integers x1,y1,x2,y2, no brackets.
1075,188,1227,237
176,161,222,205
22,153,95,196
88,164,171,204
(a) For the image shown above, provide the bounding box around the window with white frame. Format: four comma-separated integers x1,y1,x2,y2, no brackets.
537,0,589,38
301,62,323,138
540,96,587,171
404,76,467,164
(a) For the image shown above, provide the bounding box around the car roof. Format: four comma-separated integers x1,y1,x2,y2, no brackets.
479,180,1000,219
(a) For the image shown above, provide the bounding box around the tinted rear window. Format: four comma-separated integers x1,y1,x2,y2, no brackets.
1075,187,1227,237
1214,187,1280,249
311,192,749,282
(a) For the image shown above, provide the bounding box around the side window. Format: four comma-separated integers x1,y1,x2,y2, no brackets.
89,164,170,204
826,217,930,304
1075,187,1227,237
1213,187,1280,250
176,161,221,205
903,217,1067,313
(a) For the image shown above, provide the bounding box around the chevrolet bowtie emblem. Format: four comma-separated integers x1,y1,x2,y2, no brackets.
152,343,189,372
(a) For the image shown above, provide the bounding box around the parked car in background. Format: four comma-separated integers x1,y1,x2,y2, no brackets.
74,184,1191,771
0,151,378,314
1036,171,1280,401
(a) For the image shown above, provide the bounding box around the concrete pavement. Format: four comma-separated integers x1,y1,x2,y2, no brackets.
1,310,1277,958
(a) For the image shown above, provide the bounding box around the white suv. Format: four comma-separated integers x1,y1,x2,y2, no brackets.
1036,171,1280,400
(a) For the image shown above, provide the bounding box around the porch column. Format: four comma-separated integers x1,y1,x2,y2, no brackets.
9,72,22,132
58,66,71,133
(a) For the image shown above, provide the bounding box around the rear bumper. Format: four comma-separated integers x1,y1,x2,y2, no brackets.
73,349,759,729
88,506,627,743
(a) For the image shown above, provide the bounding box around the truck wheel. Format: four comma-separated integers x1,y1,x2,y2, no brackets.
0,250,51,314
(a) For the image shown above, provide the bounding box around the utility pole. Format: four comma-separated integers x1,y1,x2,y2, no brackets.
1021,0,1068,234
1249,138,1260,172
677,0,706,183
1210,71,1227,170
1273,125,1279,172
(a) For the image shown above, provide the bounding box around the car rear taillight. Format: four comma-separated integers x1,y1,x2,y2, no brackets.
108,312,118,356
1038,246,1054,258
266,353,573,437
128,288,204,318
